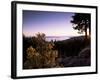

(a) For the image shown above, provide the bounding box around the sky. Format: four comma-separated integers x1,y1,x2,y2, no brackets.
23,10,83,37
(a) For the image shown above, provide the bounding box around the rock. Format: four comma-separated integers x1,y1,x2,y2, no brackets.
78,46,90,58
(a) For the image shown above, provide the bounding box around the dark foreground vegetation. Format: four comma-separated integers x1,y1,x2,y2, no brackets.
54,36,91,67
23,33,91,69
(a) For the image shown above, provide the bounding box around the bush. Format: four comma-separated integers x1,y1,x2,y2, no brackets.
23,33,60,69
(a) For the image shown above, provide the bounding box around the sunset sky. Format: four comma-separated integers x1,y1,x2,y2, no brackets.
23,10,83,37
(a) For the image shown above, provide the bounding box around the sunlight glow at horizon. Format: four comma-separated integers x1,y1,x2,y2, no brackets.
23,10,84,37
23,28,84,37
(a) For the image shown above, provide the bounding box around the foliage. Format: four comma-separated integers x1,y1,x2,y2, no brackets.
23,33,61,69
71,13,91,38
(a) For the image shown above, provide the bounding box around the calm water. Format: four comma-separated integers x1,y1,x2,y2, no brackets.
46,36,71,41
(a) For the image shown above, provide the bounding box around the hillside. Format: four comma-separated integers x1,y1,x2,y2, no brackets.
54,36,91,67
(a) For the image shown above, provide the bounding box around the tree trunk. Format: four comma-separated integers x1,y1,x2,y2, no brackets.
85,27,87,40
89,27,91,36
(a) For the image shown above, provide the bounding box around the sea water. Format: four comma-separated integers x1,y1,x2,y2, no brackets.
46,36,71,41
